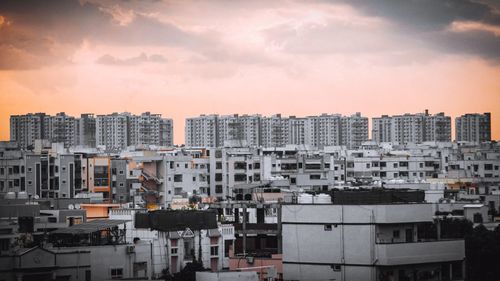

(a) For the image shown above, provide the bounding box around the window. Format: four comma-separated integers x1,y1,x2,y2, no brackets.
185,163,188,169
393,163,398,168
119,183,124,187
234,174,246,182
393,230,400,238
215,173,223,181
310,174,321,180
485,164,493,170
210,246,219,256
380,162,386,168
324,225,332,231
28,181,32,185
216,185,223,194
119,170,124,175
171,248,178,255
216,162,222,169
174,174,183,182
110,268,123,279
193,177,196,182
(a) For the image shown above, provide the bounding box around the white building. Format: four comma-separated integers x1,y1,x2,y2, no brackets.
185,114,219,147
96,112,173,150
282,203,465,281
372,111,451,144
455,113,491,143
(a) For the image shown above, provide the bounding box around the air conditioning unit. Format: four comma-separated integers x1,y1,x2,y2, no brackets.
126,245,135,254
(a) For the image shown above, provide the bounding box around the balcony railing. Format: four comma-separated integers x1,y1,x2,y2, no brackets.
376,239,464,265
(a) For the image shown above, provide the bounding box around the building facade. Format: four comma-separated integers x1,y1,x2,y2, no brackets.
372,111,451,144
455,113,491,143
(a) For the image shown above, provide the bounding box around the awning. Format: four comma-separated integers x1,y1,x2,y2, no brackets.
50,219,129,235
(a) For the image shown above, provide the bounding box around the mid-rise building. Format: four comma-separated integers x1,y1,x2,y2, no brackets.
282,197,465,281
455,113,491,143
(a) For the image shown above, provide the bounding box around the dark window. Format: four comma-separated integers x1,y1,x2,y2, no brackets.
210,246,218,256
216,185,223,194
324,225,332,231
234,174,246,182
111,268,123,279
174,174,183,182
393,230,400,238
309,174,321,180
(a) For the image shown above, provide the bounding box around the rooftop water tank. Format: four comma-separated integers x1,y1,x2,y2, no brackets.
17,192,28,199
298,193,313,204
5,192,16,199
315,194,331,204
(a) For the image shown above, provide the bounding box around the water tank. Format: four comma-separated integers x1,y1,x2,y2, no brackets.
315,194,331,204
5,192,16,199
17,192,28,199
298,193,313,204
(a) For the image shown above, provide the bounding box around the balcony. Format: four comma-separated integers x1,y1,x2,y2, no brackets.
234,223,278,235
376,240,464,265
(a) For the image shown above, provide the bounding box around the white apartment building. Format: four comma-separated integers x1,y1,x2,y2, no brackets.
341,112,369,149
282,203,465,281
50,112,78,148
261,114,290,148
96,112,173,150
185,113,369,149
218,114,261,147
455,113,491,143
288,116,306,145
10,113,51,149
372,111,451,144
185,114,219,147
208,147,262,201
96,113,129,150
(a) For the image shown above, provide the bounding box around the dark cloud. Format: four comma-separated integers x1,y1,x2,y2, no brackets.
0,0,213,70
96,53,167,65
331,0,500,61
335,0,500,30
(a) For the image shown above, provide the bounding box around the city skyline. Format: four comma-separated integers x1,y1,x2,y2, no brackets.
7,110,493,147
1,0,500,144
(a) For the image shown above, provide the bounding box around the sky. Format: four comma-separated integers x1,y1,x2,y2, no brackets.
0,0,499,145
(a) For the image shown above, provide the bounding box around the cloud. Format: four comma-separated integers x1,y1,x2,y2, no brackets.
331,0,500,61
96,53,167,66
0,0,216,70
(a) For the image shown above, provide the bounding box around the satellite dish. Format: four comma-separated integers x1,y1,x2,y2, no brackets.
34,195,40,199
74,203,81,209
68,204,75,210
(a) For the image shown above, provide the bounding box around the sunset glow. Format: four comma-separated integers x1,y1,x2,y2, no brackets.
1,0,499,144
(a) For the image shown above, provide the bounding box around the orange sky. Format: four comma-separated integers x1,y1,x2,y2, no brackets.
0,0,499,144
